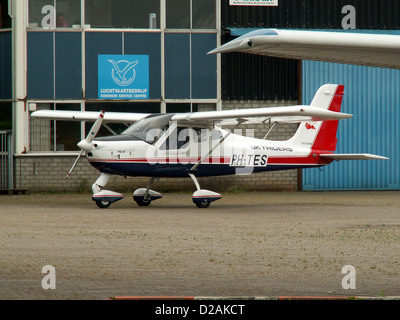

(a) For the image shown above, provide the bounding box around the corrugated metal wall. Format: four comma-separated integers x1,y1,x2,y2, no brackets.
220,44,299,100
302,59,400,190
221,0,400,190
220,0,400,101
221,0,400,29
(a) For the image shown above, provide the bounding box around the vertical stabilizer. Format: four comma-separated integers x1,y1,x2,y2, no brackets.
289,84,345,152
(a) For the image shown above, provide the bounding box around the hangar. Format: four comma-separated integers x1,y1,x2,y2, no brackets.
0,0,399,193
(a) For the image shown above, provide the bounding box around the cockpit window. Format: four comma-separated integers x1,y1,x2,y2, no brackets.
122,114,173,143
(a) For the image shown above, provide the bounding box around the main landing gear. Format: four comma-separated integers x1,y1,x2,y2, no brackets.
188,173,222,208
91,173,221,209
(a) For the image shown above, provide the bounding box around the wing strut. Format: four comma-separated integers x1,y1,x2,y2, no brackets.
190,119,245,172
263,121,276,140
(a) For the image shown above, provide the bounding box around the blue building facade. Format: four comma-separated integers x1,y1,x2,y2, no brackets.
220,0,400,191
302,31,400,191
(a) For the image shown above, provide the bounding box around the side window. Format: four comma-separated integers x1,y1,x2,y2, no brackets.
160,127,190,150
193,128,208,143
210,129,222,141
193,128,221,143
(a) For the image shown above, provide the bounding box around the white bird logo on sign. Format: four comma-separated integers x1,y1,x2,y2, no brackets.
108,59,138,86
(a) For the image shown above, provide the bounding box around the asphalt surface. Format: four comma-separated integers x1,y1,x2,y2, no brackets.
0,191,399,299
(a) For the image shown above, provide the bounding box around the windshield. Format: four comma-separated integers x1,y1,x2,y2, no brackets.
122,114,173,143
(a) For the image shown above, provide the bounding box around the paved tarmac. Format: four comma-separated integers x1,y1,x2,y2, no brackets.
0,191,399,299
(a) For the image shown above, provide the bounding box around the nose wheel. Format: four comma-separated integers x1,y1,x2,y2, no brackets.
92,176,124,209
95,200,111,209
195,199,210,208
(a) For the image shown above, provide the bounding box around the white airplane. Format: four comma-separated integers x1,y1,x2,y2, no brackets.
31,83,388,209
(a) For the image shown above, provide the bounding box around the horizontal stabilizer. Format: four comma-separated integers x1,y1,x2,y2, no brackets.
320,154,389,161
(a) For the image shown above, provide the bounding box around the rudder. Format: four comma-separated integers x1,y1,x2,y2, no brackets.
289,84,345,152
312,84,344,152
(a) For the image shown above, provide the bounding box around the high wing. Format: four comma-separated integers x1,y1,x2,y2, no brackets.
208,29,400,69
30,110,150,123
172,105,352,125
31,105,352,126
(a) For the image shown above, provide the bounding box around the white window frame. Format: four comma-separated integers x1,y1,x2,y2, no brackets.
22,0,221,155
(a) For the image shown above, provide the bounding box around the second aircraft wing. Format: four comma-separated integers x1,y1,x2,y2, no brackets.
209,29,400,69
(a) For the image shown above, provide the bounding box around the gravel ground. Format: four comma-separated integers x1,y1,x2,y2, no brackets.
0,191,399,300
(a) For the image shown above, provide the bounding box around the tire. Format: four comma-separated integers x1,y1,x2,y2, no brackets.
195,200,210,208
135,198,152,207
95,200,111,209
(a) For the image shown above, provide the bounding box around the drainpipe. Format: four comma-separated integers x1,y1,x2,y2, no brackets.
10,0,27,154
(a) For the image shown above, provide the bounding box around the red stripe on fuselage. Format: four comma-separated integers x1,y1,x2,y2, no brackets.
268,155,332,166
88,155,333,166
88,157,232,164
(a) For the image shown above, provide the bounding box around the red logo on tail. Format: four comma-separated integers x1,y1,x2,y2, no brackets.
305,123,316,130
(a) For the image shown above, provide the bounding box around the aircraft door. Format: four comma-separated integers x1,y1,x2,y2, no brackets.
192,128,222,165
157,123,191,164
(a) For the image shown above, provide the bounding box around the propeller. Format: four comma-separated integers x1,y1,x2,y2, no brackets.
66,110,105,179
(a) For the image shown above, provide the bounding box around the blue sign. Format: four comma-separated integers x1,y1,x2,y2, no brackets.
98,55,149,100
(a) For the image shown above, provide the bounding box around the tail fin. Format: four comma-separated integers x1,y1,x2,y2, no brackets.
289,84,345,152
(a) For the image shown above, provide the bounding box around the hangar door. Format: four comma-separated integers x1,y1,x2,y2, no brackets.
302,60,400,191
